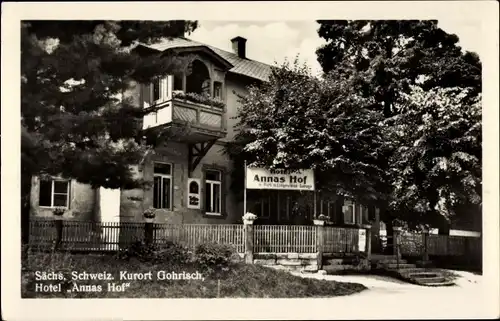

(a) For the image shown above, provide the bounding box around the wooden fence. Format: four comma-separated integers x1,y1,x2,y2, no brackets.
399,231,482,258
253,225,317,253
154,224,245,253
29,220,244,253
28,219,480,267
324,226,360,254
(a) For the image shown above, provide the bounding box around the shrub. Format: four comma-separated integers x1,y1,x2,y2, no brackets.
115,240,161,263
156,241,193,266
116,240,194,266
194,243,237,275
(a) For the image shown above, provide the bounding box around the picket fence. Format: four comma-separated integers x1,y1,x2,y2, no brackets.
253,225,317,253
29,220,246,253
28,220,481,262
324,226,360,253
29,220,366,255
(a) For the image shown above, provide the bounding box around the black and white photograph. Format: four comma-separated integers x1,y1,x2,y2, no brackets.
2,1,499,320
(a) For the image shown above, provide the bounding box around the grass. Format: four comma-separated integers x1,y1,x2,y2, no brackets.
21,250,367,298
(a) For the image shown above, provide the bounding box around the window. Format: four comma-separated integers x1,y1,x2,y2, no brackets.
255,193,277,219
260,195,271,218
153,162,172,209
189,181,199,194
205,169,222,215
39,179,70,208
152,78,161,102
149,77,168,104
342,200,356,224
360,205,369,224
213,82,223,100
320,200,336,220
142,78,166,108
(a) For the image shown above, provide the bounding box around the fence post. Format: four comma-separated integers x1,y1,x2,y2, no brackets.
361,224,372,262
243,218,255,264
313,220,325,270
393,226,402,260
145,222,154,245
422,229,429,262
54,217,64,251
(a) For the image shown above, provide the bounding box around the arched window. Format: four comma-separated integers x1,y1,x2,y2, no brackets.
186,60,211,96
189,181,199,194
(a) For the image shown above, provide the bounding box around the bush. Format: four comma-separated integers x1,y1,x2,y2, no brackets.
156,241,193,267
194,243,237,275
116,240,194,266
115,241,161,263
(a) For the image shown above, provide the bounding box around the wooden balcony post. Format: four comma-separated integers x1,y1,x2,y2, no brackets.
182,74,187,93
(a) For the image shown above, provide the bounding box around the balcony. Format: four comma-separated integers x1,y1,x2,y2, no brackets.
143,93,227,143
141,57,229,143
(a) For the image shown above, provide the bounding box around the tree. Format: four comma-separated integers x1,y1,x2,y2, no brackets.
386,86,482,230
225,60,391,221
315,20,482,238
21,20,198,246
316,20,481,117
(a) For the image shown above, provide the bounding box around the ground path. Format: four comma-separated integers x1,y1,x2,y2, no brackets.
290,270,493,319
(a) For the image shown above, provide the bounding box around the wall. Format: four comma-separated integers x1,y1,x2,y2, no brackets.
220,74,252,143
119,73,251,224
30,176,96,221
252,253,319,273
120,141,242,224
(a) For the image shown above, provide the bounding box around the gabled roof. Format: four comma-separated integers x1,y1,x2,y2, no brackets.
138,37,272,82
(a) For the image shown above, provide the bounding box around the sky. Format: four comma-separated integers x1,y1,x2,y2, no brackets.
188,20,483,76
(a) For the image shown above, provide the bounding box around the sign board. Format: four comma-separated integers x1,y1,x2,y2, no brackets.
358,229,367,252
187,178,201,209
245,168,315,191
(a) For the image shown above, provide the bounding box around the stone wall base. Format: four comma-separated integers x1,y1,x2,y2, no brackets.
252,252,371,274
253,252,319,273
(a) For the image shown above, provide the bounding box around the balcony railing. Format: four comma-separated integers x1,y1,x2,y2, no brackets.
143,96,227,142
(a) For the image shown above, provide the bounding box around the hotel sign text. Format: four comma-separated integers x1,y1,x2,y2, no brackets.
246,168,315,191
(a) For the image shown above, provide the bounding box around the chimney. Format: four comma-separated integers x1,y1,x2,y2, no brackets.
231,36,247,59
